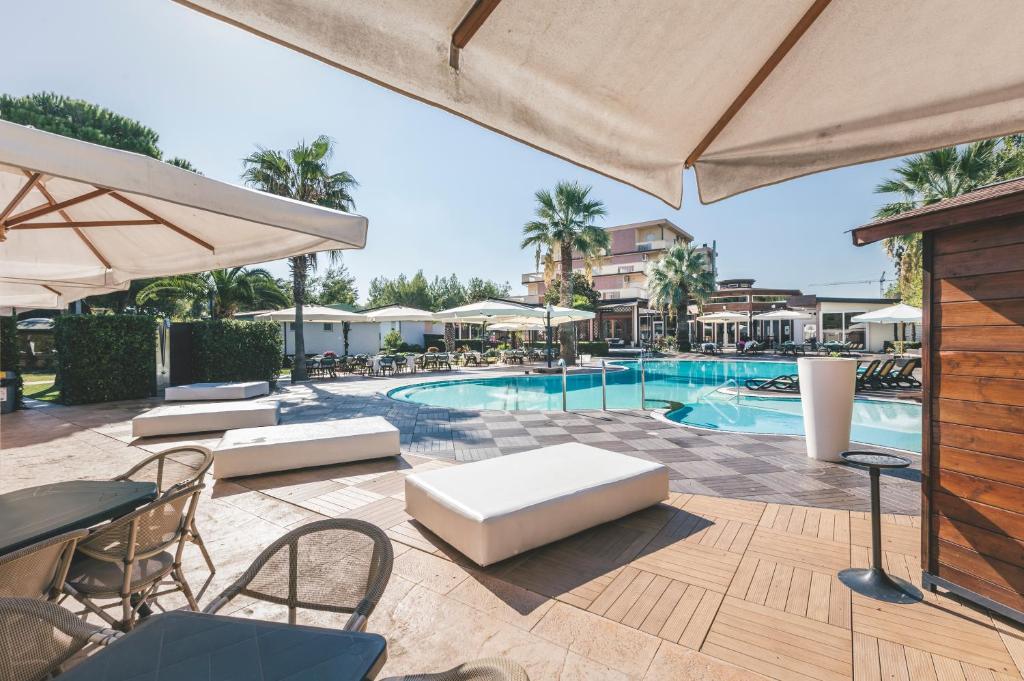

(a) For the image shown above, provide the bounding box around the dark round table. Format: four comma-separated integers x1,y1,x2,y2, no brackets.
837,451,922,603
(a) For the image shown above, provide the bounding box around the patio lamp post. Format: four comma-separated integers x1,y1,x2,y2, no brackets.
546,302,554,369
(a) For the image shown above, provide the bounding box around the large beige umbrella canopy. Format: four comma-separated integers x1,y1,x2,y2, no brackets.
696,311,748,323
0,278,127,316
850,304,922,325
433,299,546,323
0,120,369,290
255,305,366,322
362,305,436,322
177,0,1024,207
751,309,815,321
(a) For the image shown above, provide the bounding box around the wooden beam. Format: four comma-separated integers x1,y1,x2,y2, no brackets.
32,177,113,270
0,172,42,240
8,220,160,229
109,192,215,252
42,284,61,296
4,188,111,226
684,0,832,168
449,0,501,69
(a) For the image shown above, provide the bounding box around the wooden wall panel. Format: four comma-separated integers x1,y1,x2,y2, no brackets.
932,241,1024,279
933,400,1024,435
933,374,1024,405
932,326,1024,352
935,270,1024,303
933,422,1024,460
934,299,1024,326
934,351,1024,379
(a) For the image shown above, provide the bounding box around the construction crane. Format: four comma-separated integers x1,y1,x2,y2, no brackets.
806,273,889,296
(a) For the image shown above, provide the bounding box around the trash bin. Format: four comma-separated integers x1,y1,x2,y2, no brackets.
0,371,18,414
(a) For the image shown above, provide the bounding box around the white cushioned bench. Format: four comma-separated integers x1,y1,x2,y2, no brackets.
132,402,278,438
405,443,669,566
165,381,269,401
213,416,401,479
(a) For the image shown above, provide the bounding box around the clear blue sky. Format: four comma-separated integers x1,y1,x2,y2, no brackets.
4,1,903,301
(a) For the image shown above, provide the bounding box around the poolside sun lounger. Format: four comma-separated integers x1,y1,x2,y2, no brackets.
405,443,669,566
855,360,881,390
745,374,799,392
883,358,922,388
213,416,400,478
132,401,279,438
164,381,270,401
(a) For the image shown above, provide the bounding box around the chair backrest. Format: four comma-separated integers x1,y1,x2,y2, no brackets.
898,357,920,376
220,518,393,622
876,359,896,378
0,529,88,600
115,446,213,494
859,360,880,380
0,598,120,681
76,486,200,564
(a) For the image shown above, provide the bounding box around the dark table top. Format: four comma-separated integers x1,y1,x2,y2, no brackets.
60,611,388,681
841,451,912,469
0,480,157,555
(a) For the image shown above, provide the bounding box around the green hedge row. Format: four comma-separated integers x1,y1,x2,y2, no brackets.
0,316,16,372
191,320,282,387
55,315,156,405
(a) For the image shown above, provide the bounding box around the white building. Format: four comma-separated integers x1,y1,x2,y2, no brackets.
235,310,441,356
786,295,902,352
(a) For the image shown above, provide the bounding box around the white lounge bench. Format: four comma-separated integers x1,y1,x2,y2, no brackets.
213,416,401,479
165,381,269,401
132,401,278,438
405,443,669,566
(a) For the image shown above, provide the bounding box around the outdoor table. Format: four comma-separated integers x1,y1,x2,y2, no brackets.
0,480,157,555
837,451,921,603
58,611,388,681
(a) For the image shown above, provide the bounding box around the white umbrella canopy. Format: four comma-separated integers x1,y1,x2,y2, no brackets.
696,311,748,322
0,121,369,289
850,304,922,325
487,321,545,332
255,305,366,323
0,277,128,316
179,0,1024,208
433,299,546,323
362,305,436,322
752,309,815,321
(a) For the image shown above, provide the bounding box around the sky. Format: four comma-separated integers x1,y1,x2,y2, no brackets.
4,1,904,301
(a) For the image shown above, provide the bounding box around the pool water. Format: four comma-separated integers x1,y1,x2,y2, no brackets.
387,359,922,452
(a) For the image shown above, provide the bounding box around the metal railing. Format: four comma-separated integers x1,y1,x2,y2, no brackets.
700,377,740,403
601,360,607,410
559,359,567,411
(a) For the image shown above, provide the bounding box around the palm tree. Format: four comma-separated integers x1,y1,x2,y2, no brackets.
647,244,715,351
136,267,289,318
521,181,608,362
874,141,1000,306
242,136,358,381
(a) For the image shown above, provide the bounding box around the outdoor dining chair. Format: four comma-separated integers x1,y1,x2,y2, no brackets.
0,597,122,681
0,529,88,600
112,446,216,587
203,518,393,631
62,485,202,631
381,658,530,681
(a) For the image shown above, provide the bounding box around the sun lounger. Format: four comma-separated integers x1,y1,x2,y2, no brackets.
745,374,799,392
213,416,400,478
855,360,881,390
883,358,921,388
164,381,270,401
132,401,279,438
405,443,669,566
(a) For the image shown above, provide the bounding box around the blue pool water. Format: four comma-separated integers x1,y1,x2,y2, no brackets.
387,360,922,452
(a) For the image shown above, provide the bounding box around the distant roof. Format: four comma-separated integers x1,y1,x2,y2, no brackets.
852,177,1024,245
604,219,693,242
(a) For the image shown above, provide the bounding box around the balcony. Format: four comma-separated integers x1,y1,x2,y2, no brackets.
600,287,647,300
521,272,544,284
636,239,673,252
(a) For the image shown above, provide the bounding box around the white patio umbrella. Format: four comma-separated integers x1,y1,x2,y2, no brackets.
0,277,128,316
254,306,366,323
0,121,369,292
179,0,1024,207
850,304,922,325
432,299,546,323
751,309,815,321
696,311,748,323
362,305,435,322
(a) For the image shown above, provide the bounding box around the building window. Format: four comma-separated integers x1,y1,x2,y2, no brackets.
752,295,789,303
709,295,749,304
288,322,296,331
822,312,844,343
323,323,334,331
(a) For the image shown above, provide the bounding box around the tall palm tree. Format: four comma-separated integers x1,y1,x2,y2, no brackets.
136,267,289,318
647,244,715,351
874,141,1000,306
242,136,358,381
521,181,608,362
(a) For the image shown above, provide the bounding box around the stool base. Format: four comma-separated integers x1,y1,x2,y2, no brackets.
838,567,922,604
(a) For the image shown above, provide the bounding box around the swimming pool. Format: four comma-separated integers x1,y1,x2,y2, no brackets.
387,359,922,452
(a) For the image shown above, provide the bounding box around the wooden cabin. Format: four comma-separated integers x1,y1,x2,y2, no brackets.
852,178,1024,624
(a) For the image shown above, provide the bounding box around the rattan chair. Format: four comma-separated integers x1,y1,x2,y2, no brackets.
203,518,393,631
113,446,216,589
0,597,122,681
62,485,202,630
0,529,88,601
382,658,530,681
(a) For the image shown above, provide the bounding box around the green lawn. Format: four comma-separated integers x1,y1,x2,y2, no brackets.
21,372,59,402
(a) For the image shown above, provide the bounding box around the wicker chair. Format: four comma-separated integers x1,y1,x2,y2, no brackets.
62,485,202,630
203,518,393,631
0,597,122,681
0,529,88,601
113,446,216,584
382,658,530,681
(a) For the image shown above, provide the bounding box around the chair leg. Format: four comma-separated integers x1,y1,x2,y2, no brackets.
190,518,217,576
175,565,200,612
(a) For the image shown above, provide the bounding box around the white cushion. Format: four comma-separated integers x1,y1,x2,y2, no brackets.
405,443,669,566
213,416,400,479
132,402,278,438
165,381,269,401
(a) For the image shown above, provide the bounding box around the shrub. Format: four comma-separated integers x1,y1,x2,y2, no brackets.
191,319,282,387
55,315,156,404
423,333,446,351
382,329,403,353
1,316,21,406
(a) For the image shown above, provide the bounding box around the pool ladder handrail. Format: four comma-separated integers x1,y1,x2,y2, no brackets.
701,377,741,403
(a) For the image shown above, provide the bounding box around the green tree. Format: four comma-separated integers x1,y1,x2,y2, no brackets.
544,272,599,310
310,260,358,305
242,135,358,381
428,274,467,311
465,277,512,303
135,267,289,319
647,244,715,351
521,181,608,361
366,271,432,309
165,157,203,174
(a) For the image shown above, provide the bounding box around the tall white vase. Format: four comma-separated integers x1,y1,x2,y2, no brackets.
797,357,858,462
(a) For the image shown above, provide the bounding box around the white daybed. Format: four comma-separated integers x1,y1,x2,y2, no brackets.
132,401,278,438
405,443,669,566
165,381,269,401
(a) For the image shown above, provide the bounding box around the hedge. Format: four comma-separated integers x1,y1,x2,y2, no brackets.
526,340,609,356
55,315,156,405
1,316,20,407
191,319,282,387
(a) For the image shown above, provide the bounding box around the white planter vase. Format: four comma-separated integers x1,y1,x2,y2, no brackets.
797,357,858,462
